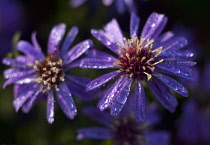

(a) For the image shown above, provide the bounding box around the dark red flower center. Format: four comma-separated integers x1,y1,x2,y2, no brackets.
111,115,149,145
113,37,163,81
33,53,65,92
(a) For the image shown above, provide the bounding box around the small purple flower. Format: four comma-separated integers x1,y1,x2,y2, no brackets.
176,99,210,145
77,102,171,145
80,12,196,122
70,0,136,14
2,23,95,124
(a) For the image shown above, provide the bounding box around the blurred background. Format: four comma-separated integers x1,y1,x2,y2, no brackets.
0,0,210,145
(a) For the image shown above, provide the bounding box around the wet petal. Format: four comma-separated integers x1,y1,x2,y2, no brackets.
65,75,91,88
77,127,112,140
155,72,188,97
80,57,117,69
110,77,132,115
83,106,112,126
17,40,45,60
65,39,93,64
86,71,120,91
56,82,77,119
47,90,54,124
159,50,194,61
4,68,34,79
147,78,178,112
141,12,167,41
104,19,124,47
85,49,114,58
130,12,140,37
31,32,42,51
2,57,26,68
153,31,174,48
98,76,125,110
91,29,119,54
133,80,146,122
48,23,66,54
61,26,78,55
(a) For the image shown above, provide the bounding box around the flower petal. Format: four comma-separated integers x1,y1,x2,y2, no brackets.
70,0,87,8
65,39,93,64
91,29,119,54
61,26,78,55
31,32,42,51
85,49,114,58
104,19,124,47
83,106,112,126
98,76,125,110
4,68,33,79
130,12,140,37
153,31,174,48
110,77,132,115
159,50,194,61
133,80,146,122
2,57,27,68
17,41,45,60
77,127,112,140
146,131,171,145
141,12,167,40
147,78,178,112
86,71,120,91
80,57,117,69
47,90,54,124
48,23,66,54
56,82,77,119
155,73,188,97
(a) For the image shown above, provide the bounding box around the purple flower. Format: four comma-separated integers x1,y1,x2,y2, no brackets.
77,102,171,145
2,23,96,124
0,0,24,58
80,12,196,122
70,0,136,14
176,99,210,145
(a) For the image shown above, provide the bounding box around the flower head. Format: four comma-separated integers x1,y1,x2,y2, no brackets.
80,12,196,122
3,23,96,123
77,101,170,145
70,0,136,14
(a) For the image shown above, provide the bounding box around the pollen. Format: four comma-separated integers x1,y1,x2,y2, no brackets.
113,36,163,81
34,53,65,93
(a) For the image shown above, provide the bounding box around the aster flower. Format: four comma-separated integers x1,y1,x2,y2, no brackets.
2,23,95,124
176,99,210,145
80,12,196,122
77,101,171,145
0,0,24,58
70,0,136,14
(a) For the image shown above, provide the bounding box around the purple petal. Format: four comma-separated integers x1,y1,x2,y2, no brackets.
3,70,35,88
115,0,126,13
104,19,124,47
146,131,171,145
85,49,114,58
98,76,125,110
83,106,112,126
48,23,66,54
156,63,194,81
31,32,42,51
2,57,27,67
13,84,39,112
91,29,119,54
47,90,54,124
102,0,114,6
61,26,78,55
56,82,77,119
141,12,167,41
17,41,45,60
147,78,178,112
125,0,136,13
80,57,117,69
66,81,98,101
77,127,112,140
64,39,93,64
161,37,188,52
159,50,194,61
155,72,188,97
110,77,132,115
130,12,140,37
133,80,146,122
65,75,91,88
86,71,120,91
153,31,174,48
21,93,39,113
4,68,34,79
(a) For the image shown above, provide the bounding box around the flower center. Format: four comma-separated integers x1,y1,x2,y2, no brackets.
111,115,149,145
34,53,65,92
113,36,163,81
